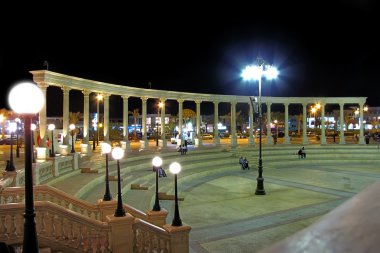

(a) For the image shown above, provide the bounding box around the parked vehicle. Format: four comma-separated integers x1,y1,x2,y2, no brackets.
201,133,213,140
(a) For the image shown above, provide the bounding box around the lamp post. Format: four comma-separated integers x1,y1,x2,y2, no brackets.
169,162,182,226
8,81,45,253
242,57,278,195
96,94,103,146
101,143,112,201
156,101,163,146
31,123,36,163
7,122,17,171
112,147,126,217
15,117,21,158
48,124,55,157
152,156,163,211
69,124,76,153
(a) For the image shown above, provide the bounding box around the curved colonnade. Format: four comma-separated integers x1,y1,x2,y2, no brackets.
31,70,367,154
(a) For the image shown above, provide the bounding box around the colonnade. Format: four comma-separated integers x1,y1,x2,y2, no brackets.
31,70,368,153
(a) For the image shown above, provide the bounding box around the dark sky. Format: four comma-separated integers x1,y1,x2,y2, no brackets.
1,1,379,116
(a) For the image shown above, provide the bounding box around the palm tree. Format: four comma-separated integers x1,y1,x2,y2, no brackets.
128,109,140,140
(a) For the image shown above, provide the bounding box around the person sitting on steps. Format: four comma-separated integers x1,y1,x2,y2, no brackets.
298,147,306,159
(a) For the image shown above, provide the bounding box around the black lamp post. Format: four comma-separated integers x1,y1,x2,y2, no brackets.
102,143,112,201
241,57,279,195
152,156,163,211
15,118,21,158
6,122,16,171
48,124,55,157
9,81,45,253
69,123,76,153
169,162,182,226
112,147,126,217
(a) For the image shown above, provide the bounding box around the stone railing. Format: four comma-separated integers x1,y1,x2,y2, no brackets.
0,200,191,253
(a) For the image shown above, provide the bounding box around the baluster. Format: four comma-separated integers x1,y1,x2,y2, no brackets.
0,214,7,238
11,213,17,238
40,211,46,234
60,217,65,241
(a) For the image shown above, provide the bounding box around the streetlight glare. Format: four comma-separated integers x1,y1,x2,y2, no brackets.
152,156,163,167
112,147,124,160
169,162,181,174
8,82,45,114
265,66,279,79
69,124,75,130
101,142,112,154
48,124,55,131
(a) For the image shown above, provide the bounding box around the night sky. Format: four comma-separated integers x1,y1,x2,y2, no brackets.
1,2,379,116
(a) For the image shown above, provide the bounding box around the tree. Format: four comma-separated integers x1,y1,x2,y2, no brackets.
128,109,140,140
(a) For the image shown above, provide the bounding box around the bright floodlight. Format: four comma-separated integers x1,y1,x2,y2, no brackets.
112,147,124,160
152,156,163,167
48,124,55,131
97,94,103,101
69,124,75,130
9,122,17,133
8,82,45,114
241,65,262,81
101,142,112,154
169,162,181,174
264,66,279,79
31,123,36,131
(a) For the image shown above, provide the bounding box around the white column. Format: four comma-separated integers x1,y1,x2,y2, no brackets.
320,103,327,145
82,90,90,144
62,86,71,145
213,101,220,146
160,98,167,148
266,102,273,145
103,93,110,142
284,103,290,144
230,101,237,147
195,100,203,147
37,83,48,147
359,103,365,145
339,103,346,144
122,95,131,150
141,97,148,149
248,102,255,146
178,99,184,143
302,103,308,145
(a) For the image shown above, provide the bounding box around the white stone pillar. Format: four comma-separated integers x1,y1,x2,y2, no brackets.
62,86,71,145
160,98,167,148
284,103,290,144
266,102,273,145
230,101,237,147
82,90,90,144
195,100,203,147
37,83,48,148
213,101,220,146
248,102,255,146
122,96,131,151
302,103,309,145
103,93,110,142
178,99,184,144
141,97,149,149
339,103,346,144
320,103,327,145
359,103,365,145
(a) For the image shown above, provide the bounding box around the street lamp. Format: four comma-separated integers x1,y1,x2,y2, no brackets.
169,162,182,226
31,123,36,163
156,101,163,146
69,124,76,153
242,57,278,195
112,147,126,217
96,94,103,146
8,81,45,253
48,124,55,157
152,156,163,211
7,122,17,171
15,117,21,158
101,142,112,201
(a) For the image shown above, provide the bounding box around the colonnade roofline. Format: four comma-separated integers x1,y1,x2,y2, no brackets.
30,70,367,105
